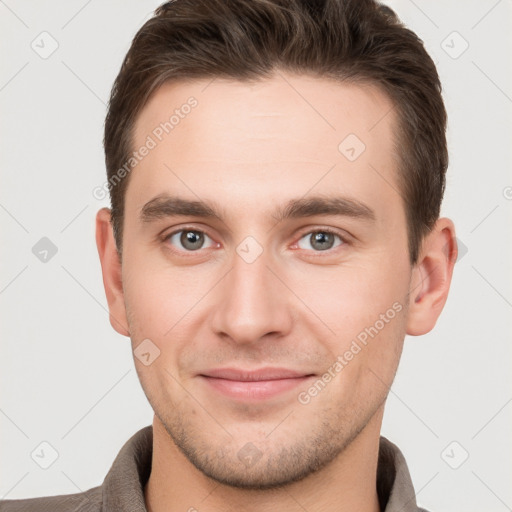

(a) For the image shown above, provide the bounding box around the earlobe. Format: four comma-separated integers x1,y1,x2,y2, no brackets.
95,208,130,337
406,218,458,336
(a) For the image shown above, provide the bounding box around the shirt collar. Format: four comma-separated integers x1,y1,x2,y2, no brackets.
377,436,424,511
102,425,424,511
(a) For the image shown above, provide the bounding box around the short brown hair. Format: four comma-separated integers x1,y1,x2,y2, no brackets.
104,0,447,264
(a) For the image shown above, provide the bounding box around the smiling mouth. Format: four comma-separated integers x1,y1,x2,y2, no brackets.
198,367,316,400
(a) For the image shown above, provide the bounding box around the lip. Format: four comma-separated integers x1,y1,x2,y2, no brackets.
199,367,315,401
200,367,312,381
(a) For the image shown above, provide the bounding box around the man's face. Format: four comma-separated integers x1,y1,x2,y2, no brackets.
120,73,412,488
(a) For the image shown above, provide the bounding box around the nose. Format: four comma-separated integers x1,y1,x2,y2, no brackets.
210,244,294,346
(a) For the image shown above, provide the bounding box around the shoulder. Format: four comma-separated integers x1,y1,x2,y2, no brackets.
0,485,102,512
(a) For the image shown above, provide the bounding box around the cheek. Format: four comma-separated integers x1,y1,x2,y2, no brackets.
121,245,207,335
315,300,407,409
292,257,407,327
292,255,409,375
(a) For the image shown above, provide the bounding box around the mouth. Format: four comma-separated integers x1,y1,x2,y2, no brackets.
198,367,316,401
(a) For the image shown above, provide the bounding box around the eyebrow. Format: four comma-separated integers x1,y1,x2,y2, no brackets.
140,194,376,224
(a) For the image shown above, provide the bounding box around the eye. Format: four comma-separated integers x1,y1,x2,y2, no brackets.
164,229,216,252
296,229,345,252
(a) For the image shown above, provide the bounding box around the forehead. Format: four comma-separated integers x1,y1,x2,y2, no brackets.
127,72,401,224
134,73,396,157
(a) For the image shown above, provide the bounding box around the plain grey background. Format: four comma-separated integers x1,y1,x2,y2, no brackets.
1,1,511,510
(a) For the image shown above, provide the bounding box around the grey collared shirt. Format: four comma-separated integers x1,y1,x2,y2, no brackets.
0,426,429,511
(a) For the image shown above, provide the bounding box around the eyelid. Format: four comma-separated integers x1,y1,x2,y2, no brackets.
161,223,214,239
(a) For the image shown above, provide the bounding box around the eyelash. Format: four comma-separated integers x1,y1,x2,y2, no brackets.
161,226,348,257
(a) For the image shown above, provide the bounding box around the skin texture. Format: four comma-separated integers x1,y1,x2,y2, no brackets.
96,71,457,512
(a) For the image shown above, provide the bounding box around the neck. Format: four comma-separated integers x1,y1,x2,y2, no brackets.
144,410,383,512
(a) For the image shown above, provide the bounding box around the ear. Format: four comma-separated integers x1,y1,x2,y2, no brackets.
406,217,458,336
95,207,130,337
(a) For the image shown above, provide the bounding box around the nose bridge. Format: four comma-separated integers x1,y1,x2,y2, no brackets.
211,240,292,344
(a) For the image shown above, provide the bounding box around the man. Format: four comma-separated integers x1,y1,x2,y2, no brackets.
1,0,457,510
